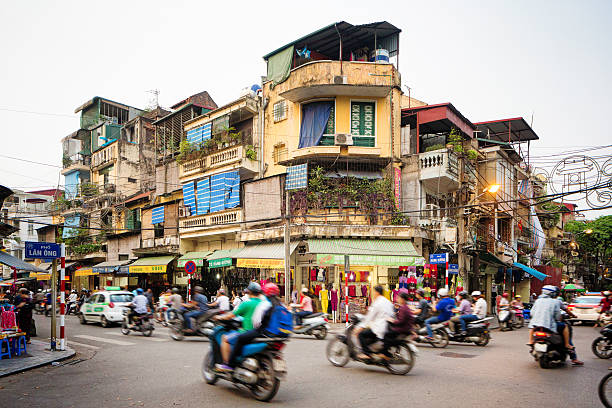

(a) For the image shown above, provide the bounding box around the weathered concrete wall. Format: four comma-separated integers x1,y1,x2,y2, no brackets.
243,175,283,222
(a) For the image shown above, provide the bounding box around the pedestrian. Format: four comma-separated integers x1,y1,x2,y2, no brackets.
145,288,154,308
14,288,33,343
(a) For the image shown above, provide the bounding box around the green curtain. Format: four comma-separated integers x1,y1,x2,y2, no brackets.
267,46,294,88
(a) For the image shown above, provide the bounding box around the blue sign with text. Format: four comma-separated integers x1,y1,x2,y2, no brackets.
447,264,459,274
429,253,448,264
25,242,60,260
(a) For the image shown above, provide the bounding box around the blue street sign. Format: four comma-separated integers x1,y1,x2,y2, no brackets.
25,241,61,260
429,253,448,264
447,264,459,274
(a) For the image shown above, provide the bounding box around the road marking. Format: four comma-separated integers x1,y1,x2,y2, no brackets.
74,334,135,346
66,340,101,350
108,332,167,342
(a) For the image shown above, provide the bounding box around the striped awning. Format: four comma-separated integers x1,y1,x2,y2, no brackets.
0,251,47,272
308,238,425,267
235,241,300,260
177,251,213,267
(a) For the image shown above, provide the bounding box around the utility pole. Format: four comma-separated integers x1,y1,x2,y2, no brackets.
284,190,291,303
457,154,467,291
50,258,57,351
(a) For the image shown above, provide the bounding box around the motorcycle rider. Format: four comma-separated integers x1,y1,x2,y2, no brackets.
128,288,149,328
168,287,183,312
215,282,263,372
598,291,612,326
449,291,472,333
458,291,487,335
183,286,209,334
290,287,313,327
67,290,78,311
424,288,455,341
498,293,512,330
208,288,230,311
412,288,430,326
379,290,414,359
355,285,395,359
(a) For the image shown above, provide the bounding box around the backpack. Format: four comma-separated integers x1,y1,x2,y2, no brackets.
263,304,293,337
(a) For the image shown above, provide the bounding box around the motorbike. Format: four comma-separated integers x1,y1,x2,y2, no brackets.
511,307,525,328
66,301,78,315
598,312,612,327
291,310,330,340
592,323,612,359
169,308,218,341
599,367,612,408
121,307,154,337
202,318,289,402
413,321,450,348
35,300,46,315
442,317,493,346
529,326,568,368
326,314,417,375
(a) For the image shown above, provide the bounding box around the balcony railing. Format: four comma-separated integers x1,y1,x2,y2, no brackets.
179,208,242,234
141,236,179,249
419,149,459,193
179,145,258,179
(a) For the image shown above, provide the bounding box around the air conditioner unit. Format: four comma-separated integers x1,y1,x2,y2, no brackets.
463,208,471,215
178,206,191,217
334,133,353,146
333,75,347,85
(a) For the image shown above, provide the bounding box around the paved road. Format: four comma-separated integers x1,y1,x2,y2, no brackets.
1,314,608,407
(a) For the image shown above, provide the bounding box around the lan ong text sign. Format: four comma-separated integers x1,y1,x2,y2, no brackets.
25,241,60,260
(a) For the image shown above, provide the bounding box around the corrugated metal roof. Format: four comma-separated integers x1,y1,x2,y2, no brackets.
235,242,300,260
0,251,47,272
207,248,242,261
308,239,420,256
92,260,131,268
129,255,175,266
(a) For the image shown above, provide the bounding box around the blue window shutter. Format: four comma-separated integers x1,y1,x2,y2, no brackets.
224,171,240,209
152,206,165,224
285,163,308,190
202,123,212,141
186,122,212,145
196,177,211,215
182,181,196,215
210,173,226,213
62,215,81,238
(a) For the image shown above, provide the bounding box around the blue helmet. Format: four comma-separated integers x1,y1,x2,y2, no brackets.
541,285,558,296
136,288,144,295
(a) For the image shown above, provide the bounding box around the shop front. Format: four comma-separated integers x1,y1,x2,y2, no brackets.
177,251,216,299
207,248,242,298
73,268,98,291
92,260,132,289
128,255,176,296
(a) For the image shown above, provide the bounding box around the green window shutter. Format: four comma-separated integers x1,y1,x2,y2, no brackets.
350,102,375,146
325,104,335,135
125,209,134,230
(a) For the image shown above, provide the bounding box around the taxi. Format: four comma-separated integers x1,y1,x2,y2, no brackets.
79,287,134,327
567,295,604,325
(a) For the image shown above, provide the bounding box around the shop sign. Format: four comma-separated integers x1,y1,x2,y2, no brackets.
36,273,51,281
209,258,232,269
129,265,167,274
74,268,97,277
429,253,448,264
178,258,205,267
317,254,425,267
236,258,284,269
447,264,459,274
93,266,116,274
394,167,401,209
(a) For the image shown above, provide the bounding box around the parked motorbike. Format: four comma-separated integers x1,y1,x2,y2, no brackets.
202,318,289,402
291,310,330,340
529,326,568,368
592,323,612,359
326,314,417,375
169,308,218,341
442,317,493,346
121,308,154,337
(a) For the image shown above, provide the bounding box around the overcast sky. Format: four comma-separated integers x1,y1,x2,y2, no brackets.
1,0,610,217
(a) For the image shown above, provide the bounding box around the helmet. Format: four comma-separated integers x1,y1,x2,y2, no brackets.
437,288,449,297
263,283,280,297
136,288,144,295
37,289,42,292
172,287,179,294
514,295,522,299
471,291,482,297
217,288,225,295
542,285,558,295
458,291,469,298
416,288,425,296
301,287,309,293
194,286,204,293
246,282,261,294
502,293,509,298
603,291,611,297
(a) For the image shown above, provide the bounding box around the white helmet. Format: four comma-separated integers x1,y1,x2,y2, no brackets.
541,285,558,296
471,291,482,297
437,288,449,297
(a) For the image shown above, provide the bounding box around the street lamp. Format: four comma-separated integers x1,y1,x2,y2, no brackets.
485,184,501,194
584,229,594,234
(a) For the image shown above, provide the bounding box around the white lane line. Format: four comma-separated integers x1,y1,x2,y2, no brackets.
107,332,167,342
74,334,135,346
66,340,101,350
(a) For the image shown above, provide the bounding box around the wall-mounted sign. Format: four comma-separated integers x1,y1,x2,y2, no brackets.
25,242,60,260
237,258,284,269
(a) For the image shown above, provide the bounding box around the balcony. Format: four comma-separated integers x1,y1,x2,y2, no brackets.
179,145,258,180
275,61,400,102
61,154,91,175
179,208,242,238
419,149,459,193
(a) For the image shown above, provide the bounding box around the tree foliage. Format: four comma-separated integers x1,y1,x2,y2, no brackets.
565,215,612,264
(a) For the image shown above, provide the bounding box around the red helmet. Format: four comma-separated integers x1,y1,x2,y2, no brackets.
502,293,509,298
263,283,280,297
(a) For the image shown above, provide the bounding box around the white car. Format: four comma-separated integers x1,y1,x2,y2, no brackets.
79,290,135,327
567,295,604,325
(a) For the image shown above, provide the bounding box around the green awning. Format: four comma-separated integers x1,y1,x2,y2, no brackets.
207,248,242,269
177,251,213,268
235,241,300,260
309,239,425,267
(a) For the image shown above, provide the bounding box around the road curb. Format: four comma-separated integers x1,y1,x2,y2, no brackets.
0,341,76,378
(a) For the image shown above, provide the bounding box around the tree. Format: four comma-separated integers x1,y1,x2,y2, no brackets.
565,215,612,276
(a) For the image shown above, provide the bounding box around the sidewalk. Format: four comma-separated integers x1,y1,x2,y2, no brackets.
0,339,75,377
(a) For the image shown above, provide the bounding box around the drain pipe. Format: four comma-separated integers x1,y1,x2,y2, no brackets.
335,23,342,75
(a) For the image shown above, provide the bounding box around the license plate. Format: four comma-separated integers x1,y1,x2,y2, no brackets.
534,343,547,352
273,358,286,372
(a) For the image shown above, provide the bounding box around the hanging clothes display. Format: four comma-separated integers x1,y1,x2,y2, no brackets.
330,289,338,311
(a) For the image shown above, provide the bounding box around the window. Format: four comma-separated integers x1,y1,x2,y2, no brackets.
118,254,129,261
299,100,335,147
27,222,34,235
496,159,516,202
154,222,164,238
110,294,133,303
350,101,376,147
212,115,230,135
273,143,287,164
273,100,287,122
127,177,136,183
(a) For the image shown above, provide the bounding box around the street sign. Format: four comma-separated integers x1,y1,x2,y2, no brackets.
184,260,196,275
429,253,448,264
447,264,459,274
25,241,60,260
